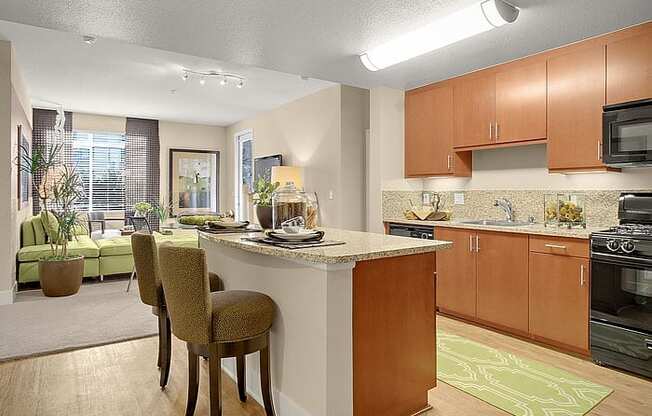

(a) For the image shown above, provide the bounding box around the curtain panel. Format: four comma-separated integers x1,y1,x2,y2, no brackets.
31,109,73,215
125,117,160,230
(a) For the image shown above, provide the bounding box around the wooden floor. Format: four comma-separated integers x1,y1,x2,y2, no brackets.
0,315,649,416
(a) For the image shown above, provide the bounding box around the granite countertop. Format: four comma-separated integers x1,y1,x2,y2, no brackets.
199,228,452,264
384,218,607,239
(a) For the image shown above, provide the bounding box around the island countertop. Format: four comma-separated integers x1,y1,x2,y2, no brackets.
198,227,452,264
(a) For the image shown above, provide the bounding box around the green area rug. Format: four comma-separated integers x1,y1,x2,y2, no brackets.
437,331,612,416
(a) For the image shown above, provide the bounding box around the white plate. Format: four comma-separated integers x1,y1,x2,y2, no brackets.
267,230,322,241
207,220,249,229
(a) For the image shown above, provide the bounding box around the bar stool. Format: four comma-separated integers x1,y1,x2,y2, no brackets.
158,244,276,416
130,232,223,388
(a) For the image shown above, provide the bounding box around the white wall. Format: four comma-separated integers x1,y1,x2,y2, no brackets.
0,41,32,304
225,85,369,230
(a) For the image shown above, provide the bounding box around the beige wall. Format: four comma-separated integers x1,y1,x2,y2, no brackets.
72,114,228,211
0,41,32,304
159,121,227,211
225,85,369,230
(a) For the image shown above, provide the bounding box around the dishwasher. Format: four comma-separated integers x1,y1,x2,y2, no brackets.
387,223,434,240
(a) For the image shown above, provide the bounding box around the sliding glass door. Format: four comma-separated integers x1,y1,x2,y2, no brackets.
235,130,253,220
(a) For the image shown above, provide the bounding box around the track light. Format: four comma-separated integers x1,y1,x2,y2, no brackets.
182,72,189,81
359,0,519,71
236,80,244,88
220,77,227,86
199,77,206,85
82,35,97,45
180,68,246,88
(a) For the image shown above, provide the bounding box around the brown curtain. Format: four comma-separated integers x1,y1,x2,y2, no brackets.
31,109,73,215
125,117,160,230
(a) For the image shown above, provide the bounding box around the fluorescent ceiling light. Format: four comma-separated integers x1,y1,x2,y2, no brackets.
360,0,519,71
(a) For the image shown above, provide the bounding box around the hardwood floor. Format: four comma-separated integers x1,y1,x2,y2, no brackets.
0,315,649,416
426,315,652,416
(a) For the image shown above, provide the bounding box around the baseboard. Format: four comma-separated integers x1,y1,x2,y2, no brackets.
0,281,17,305
221,360,312,416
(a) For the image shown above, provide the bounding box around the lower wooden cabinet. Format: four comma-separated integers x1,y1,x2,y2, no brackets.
476,232,529,334
436,227,477,319
529,252,589,353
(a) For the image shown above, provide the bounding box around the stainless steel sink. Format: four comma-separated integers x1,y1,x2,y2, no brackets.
459,219,532,227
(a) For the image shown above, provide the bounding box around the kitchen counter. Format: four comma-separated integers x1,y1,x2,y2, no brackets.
384,218,608,239
199,227,448,416
199,227,451,264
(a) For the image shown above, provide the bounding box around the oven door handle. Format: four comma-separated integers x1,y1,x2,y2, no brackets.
591,251,652,268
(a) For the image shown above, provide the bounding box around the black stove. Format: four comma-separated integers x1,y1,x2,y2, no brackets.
590,193,652,378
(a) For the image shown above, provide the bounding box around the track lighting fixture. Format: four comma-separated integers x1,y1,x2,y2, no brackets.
180,69,246,88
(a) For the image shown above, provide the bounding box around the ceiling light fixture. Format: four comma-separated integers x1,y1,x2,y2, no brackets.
82,35,97,45
181,69,246,88
359,0,519,71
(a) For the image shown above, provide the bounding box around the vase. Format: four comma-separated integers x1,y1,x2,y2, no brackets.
256,205,273,229
39,256,84,297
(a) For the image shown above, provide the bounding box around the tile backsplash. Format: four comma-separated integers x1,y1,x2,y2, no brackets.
382,189,646,228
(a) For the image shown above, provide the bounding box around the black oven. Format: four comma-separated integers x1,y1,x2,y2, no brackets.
602,99,652,167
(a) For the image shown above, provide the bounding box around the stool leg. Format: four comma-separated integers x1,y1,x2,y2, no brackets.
159,309,171,389
126,267,136,292
157,313,162,368
236,355,247,402
186,345,200,416
260,335,276,416
208,343,223,416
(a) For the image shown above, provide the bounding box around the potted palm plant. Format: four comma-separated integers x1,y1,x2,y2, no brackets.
19,143,86,297
251,177,279,229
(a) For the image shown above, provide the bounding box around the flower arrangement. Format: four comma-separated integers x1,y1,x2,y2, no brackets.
134,201,153,217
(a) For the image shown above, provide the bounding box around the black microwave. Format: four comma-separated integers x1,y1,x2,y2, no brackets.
602,98,652,167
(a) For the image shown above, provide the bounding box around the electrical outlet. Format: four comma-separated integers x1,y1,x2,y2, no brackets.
454,192,465,205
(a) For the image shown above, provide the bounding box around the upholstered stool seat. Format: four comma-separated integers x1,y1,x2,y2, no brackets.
211,291,274,342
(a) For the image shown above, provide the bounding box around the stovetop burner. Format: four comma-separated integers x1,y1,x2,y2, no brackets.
603,224,652,237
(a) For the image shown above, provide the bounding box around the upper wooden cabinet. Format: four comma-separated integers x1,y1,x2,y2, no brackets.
495,62,547,143
607,32,652,105
453,73,495,148
405,84,471,177
547,45,606,172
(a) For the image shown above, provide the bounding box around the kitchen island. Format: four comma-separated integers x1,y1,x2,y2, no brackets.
199,228,451,416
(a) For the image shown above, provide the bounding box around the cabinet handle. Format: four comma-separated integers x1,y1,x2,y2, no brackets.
544,243,567,250
469,235,474,252
597,140,602,161
580,264,586,286
447,154,452,170
475,235,480,252
489,123,493,141
495,122,499,140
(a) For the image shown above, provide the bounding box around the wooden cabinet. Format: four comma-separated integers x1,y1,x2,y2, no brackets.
435,227,477,319
547,45,606,172
453,73,495,148
495,62,547,143
405,84,472,177
475,231,529,334
529,252,589,353
607,32,652,105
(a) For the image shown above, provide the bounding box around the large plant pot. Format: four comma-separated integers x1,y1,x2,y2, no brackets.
39,256,84,297
256,205,273,229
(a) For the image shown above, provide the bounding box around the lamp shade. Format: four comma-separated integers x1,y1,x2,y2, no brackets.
271,166,304,189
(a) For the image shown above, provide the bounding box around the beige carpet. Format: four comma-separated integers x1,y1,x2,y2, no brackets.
0,280,157,362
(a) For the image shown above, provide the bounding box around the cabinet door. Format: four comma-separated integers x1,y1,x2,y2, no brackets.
496,62,547,143
436,227,476,319
529,253,589,353
475,231,529,334
453,73,495,148
405,84,453,176
607,32,652,105
547,45,606,171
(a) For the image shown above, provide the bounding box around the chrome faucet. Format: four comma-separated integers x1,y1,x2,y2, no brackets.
494,198,515,222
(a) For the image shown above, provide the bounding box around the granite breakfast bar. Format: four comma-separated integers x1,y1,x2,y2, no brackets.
199,228,451,416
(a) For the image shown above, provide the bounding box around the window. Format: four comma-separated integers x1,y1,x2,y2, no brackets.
235,131,253,220
72,131,126,212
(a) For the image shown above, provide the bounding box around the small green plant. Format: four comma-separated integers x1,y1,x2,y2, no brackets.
153,201,173,224
252,177,280,207
134,201,153,217
18,143,86,259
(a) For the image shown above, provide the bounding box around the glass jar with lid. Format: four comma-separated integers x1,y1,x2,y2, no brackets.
272,182,308,230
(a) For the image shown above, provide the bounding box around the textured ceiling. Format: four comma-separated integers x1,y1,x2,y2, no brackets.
0,0,650,90
0,20,334,126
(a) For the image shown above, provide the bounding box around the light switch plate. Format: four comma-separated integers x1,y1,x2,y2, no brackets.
454,192,465,205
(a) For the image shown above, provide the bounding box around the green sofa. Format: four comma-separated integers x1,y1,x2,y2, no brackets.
17,216,199,284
